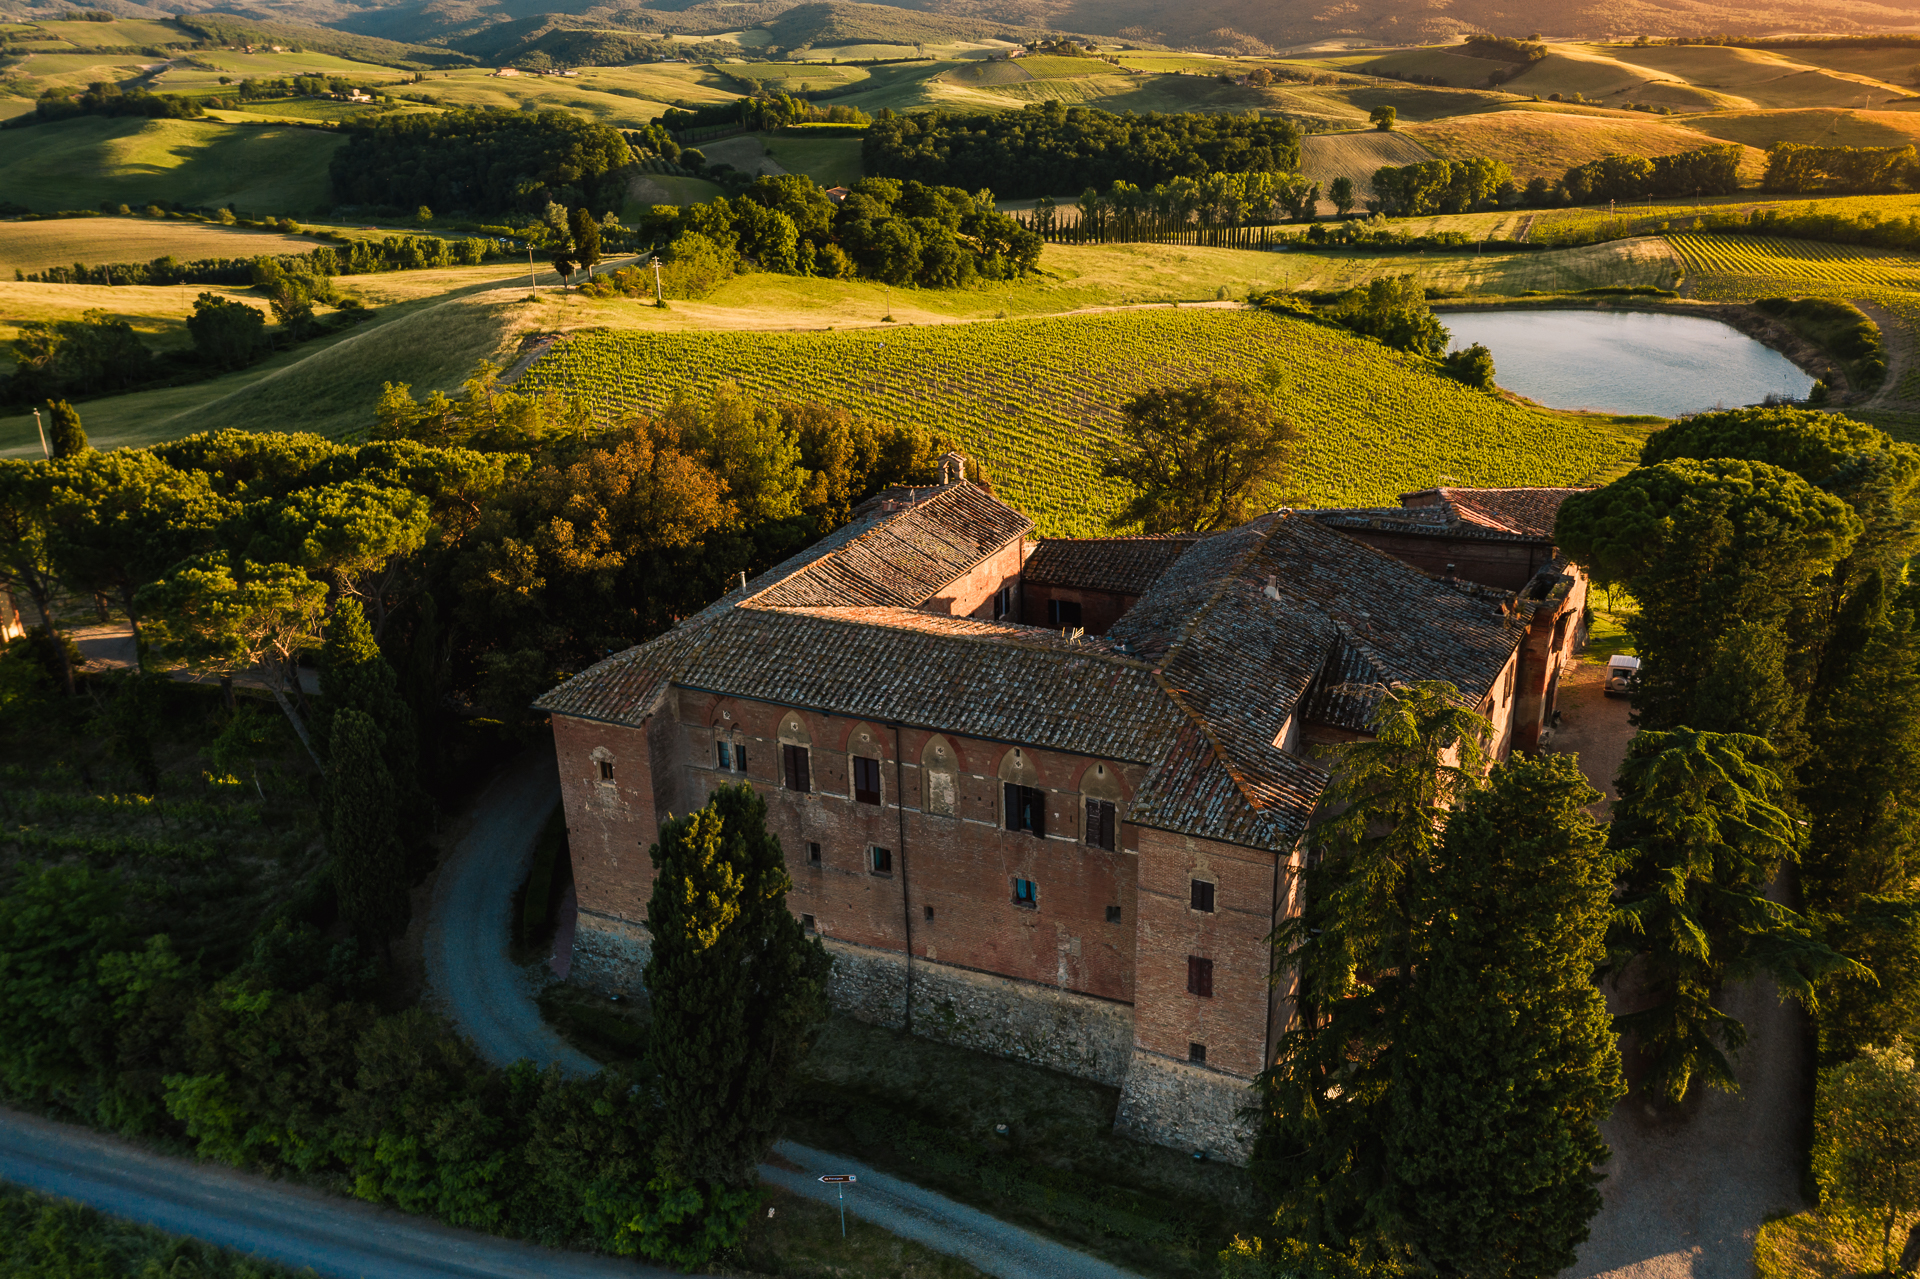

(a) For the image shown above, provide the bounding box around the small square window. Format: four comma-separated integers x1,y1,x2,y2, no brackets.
1188,1042,1207,1064
924,904,935,921
802,914,816,935
598,759,615,781
1012,877,1037,909
1187,955,1213,998
1105,905,1122,924
870,846,892,874
1190,880,1216,913
1049,599,1083,628
806,842,821,866
716,741,731,770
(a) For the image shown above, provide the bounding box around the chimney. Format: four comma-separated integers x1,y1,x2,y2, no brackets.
940,451,968,484
1263,574,1281,601
1443,563,1457,584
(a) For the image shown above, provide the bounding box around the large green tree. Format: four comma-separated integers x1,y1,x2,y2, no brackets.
319,598,428,853
1252,683,1489,1271
1554,457,1860,743
1101,376,1298,533
641,783,830,1262
1813,1039,1920,1273
326,707,409,945
1605,729,1862,1101
0,460,72,693
1387,752,1624,1277
45,400,89,458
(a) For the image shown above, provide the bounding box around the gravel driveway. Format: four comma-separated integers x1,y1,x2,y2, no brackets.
427,747,1140,1279
1550,661,1812,1278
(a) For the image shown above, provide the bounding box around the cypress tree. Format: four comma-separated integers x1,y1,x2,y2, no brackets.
45,400,89,458
1389,752,1625,1277
320,599,427,849
644,783,831,1187
327,707,408,943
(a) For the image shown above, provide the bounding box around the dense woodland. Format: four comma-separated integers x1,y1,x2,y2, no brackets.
863,103,1305,200
328,110,635,217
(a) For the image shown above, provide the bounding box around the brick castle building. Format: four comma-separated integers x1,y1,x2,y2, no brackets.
535,461,1588,1157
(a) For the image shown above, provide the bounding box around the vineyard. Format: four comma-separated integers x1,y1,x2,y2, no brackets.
1668,234,1920,294
516,309,1656,535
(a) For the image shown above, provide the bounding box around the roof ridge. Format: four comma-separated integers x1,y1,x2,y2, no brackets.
749,603,1156,667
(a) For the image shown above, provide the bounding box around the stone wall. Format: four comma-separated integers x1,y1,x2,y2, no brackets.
571,909,652,991
1114,1049,1257,1162
826,939,1134,1086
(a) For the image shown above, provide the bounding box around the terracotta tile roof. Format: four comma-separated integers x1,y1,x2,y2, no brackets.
538,493,1529,856
748,483,1031,609
1023,535,1199,596
1394,486,1589,540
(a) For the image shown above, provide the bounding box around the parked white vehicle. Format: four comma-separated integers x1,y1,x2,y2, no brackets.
1605,654,1641,698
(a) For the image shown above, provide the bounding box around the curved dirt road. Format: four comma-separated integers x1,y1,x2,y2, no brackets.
426,748,1139,1279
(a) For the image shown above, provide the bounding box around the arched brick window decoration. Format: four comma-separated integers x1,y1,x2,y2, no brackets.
997,747,1046,837
711,704,747,773
777,712,812,793
848,722,884,806
921,735,959,817
1081,761,1123,851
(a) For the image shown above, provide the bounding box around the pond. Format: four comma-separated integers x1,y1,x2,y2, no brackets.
1441,309,1816,417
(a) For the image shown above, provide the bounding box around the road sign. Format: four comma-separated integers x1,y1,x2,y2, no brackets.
820,1174,857,1235
819,1174,857,1184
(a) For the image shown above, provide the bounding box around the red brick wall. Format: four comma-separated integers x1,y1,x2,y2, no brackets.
925,537,1028,619
1335,528,1553,593
553,715,662,929
1131,827,1286,1080
1019,584,1137,636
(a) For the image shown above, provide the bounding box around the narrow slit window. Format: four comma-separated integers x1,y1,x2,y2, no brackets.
1187,956,1213,998
1190,880,1216,913
1086,798,1116,851
806,842,821,866
924,904,935,921
1004,783,1047,838
598,759,615,782
1012,877,1037,909
854,756,882,805
802,914,816,935
870,845,892,875
783,743,811,793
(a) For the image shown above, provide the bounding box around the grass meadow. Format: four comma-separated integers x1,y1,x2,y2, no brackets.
1405,108,1770,182
0,216,318,275
0,117,344,214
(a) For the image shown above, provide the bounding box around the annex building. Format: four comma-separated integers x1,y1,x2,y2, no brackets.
535,459,1589,1158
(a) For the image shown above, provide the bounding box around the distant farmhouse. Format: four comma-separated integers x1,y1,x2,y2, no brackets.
536,459,1589,1158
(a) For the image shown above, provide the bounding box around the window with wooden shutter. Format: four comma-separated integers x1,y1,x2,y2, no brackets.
1187,956,1213,998
854,756,881,805
1004,783,1046,837
1086,799,1116,850
1012,877,1037,908
783,743,811,793
716,741,731,771
1190,879,1215,913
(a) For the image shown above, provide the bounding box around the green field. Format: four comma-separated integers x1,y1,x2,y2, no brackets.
0,116,343,214
1405,107,1769,183
514,309,1655,535
761,135,865,186
0,215,318,275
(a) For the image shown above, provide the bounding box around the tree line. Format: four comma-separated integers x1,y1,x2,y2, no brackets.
1229,406,1920,1274
327,109,634,217
16,231,501,287
862,101,1305,200
628,174,1042,293
11,81,206,127
1763,143,1916,196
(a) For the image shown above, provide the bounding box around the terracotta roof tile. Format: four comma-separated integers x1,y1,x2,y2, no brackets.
1394,486,1589,539
1023,536,1199,596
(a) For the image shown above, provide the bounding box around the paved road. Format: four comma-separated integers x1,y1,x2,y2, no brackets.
0,1106,665,1279
427,748,1139,1279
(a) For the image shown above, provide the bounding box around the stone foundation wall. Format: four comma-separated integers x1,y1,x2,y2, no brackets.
827,939,1133,1086
1114,1050,1257,1163
571,910,652,991
570,920,1241,1160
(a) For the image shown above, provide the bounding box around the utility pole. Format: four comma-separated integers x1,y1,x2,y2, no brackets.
527,245,537,296
32,407,48,459
651,254,663,307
